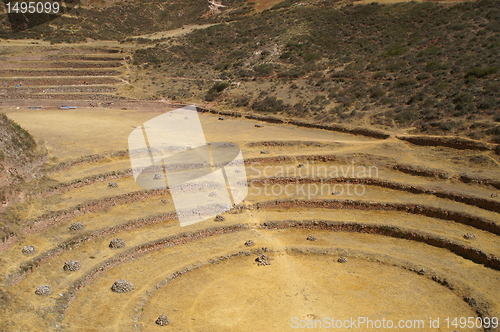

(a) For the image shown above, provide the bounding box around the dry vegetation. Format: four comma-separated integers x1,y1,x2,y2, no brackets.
1,0,499,140
128,0,500,141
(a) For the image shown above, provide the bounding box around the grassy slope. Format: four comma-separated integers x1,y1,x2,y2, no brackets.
0,114,47,239
0,0,248,41
0,0,499,141
130,0,500,141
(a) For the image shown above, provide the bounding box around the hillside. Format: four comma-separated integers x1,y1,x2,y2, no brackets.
0,0,248,41
0,113,46,238
129,0,500,141
1,0,499,141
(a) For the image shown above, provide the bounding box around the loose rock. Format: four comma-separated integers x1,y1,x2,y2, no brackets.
297,163,305,168
255,254,271,266
111,279,134,293
244,240,255,247
108,182,118,188
214,215,225,222
306,235,317,241
109,238,125,249
69,222,85,231
337,257,348,263
491,192,498,198
154,173,163,180
218,117,225,120
63,261,81,272
208,192,217,197
260,150,270,154
22,245,35,255
255,124,264,128
155,315,170,326
35,285,52,296
463,233,476,240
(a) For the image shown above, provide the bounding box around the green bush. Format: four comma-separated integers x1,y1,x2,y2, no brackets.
212,82,230,93
234,95,251,107
277,67,306,78
253,63,273,76
425,60,449,72
386,60,407,72
331,70,357,78
204,82,231,101
452,93,474,110
369,86,386,99
385,44,407,57
395,78,418,88
464,66,499,78
303,52,321,62
373,71,387,79
394,109,419,126
251,96,286,113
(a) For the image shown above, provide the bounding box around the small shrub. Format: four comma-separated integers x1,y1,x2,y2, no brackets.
278,67,306,78
452,93,474,110
205,82,230,101
386,60,407,72
253,63,273,76
236,69,254,78
330,70,356,78
395,78,418,88
369,86,386,99
416,73,431,80
251,96,285,113
465,66,499,78
395,109,419,126
425,60,448,72
234,95,251,107
373,71,387,79
303,52,321,62
385,44,407,57
212,82,230,93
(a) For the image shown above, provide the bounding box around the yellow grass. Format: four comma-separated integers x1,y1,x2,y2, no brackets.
0,107,498,332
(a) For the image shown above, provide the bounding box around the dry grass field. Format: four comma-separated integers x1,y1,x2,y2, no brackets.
0,102,499,331
0,39,499,332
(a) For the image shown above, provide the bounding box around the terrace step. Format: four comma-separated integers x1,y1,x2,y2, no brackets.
1,86,118,94
0,61,125,69
0,93,127,100
0,77,123,86
0,69,124,77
